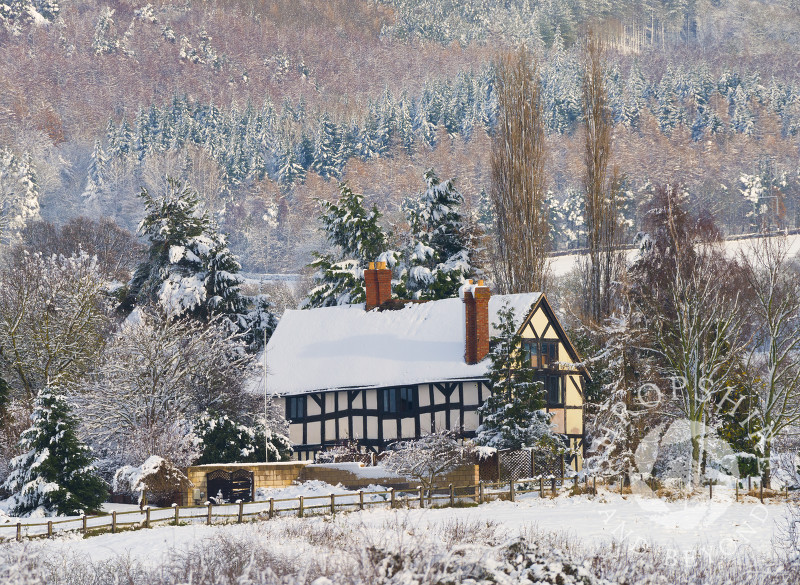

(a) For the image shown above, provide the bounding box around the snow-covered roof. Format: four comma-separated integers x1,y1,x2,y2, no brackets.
263,292,540,396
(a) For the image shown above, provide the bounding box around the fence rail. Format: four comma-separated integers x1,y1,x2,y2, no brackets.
0,474,776,542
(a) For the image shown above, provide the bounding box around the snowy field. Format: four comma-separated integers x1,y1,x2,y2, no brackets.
548,233,800,278
2,483,797,584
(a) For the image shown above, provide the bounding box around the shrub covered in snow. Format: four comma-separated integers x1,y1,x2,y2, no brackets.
368,537,609,585
2,385,106,517
113,456,191,507
383,428,475,495
195,412,291,465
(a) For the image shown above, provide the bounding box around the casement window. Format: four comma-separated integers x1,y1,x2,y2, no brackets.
287,395,306,420
522,340,559,368
382,387,417,413
537,374,563,406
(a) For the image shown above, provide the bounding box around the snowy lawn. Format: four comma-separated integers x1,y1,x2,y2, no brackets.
2,485,789,561
2,485,798,584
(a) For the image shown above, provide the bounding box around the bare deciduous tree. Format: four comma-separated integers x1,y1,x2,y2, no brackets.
74,309,256,471
741,236,800,487
0,251,110,401
581,31,623,322
490,46,550,294
653,251,747,487
383,428,475,500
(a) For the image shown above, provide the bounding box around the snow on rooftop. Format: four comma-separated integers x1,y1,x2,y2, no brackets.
262,292,540,396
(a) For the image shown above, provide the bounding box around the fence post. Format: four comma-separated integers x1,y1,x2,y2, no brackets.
619,474,624,495
111,511,117,534
145,506,151,528
593,476,596,495
760,482,764,504
479,481,484,504
298,496,304,518
81,514,87,535
47,521,52,538
269,498,275,519
449,484,455,506
331,493,336,515
359,490,364,511
539,476,544,498
709,482,713,499
207,501,212,525
736,482,739,502
237,500,244,524
419,486,425,508
509,479,515,502
173,503,179,524
389,488,395,509
748,476,752,492
16,522,21,542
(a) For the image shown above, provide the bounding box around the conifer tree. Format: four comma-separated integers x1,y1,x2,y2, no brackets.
195,412,291,465
311,113,341,179
126,179,276,348
398,169,475,300
83,139,107,199
3,385,107,516
475,303,557,451
305,183,391,308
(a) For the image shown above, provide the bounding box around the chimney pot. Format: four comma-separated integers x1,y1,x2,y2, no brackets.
369,262,375,270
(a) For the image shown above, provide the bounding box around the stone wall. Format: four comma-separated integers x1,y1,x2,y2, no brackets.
186,461,479,504
186,462,310,505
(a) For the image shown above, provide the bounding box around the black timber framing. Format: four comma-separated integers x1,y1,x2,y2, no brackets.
286,379,487,454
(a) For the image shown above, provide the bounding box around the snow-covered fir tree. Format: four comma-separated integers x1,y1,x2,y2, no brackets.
0,147,41,243
3,385,107,517
82,139,107,199
310,113,341,179
305,182,392,308
125,178,276,348
91,6,118,55
475,302,559,452
195,412,291,465
396,169,476,300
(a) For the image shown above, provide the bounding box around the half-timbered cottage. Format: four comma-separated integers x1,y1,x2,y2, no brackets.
265,263,588,470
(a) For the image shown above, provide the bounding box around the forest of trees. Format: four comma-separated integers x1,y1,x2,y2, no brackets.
2,0,800,514
1,0,800,275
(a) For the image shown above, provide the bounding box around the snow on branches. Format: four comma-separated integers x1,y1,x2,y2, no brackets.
126,178,277,350
383,428,475,495
3,385,106,517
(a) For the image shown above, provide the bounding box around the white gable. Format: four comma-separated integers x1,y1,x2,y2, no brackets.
262,293,540,396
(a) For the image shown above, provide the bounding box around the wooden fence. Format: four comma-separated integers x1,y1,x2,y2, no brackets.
0,473,778,542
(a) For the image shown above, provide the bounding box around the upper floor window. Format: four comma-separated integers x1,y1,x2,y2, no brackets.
287,395,306,420
382,387,417,413
522,339,559,368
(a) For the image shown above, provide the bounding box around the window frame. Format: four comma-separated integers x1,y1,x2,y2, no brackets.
381,386,418,414
287,395,306,420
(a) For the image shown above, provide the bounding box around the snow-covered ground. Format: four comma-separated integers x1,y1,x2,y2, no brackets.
2,482,796,585
548,233,800,278
3,485,787,563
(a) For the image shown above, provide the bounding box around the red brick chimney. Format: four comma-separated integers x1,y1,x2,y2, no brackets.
364,261,392,310
463,280,490,364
